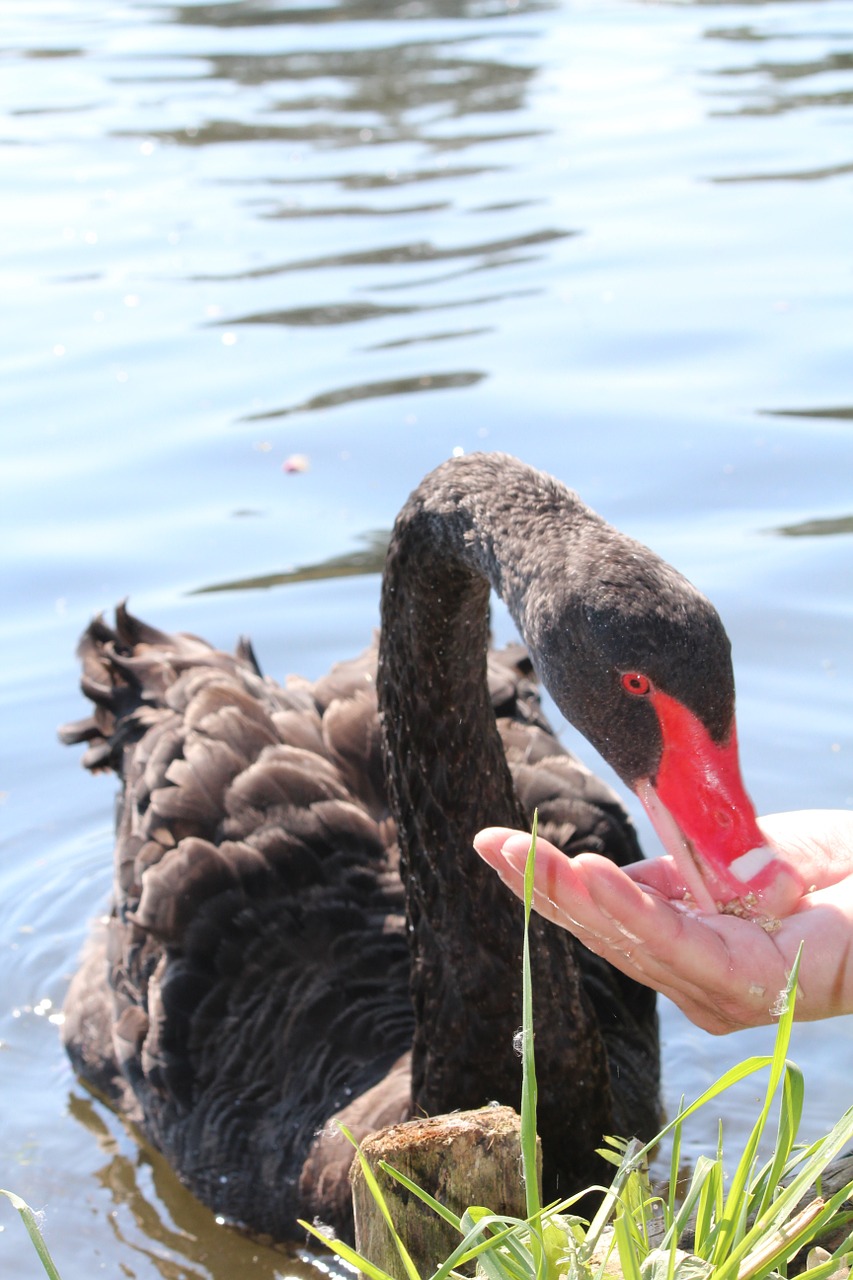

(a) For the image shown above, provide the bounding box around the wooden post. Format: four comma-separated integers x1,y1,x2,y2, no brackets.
351,1105,540,1280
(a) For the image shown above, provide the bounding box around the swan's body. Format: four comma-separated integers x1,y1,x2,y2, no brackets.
61,454,774,1241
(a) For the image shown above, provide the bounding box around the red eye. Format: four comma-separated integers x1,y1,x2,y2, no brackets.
621,672,651,697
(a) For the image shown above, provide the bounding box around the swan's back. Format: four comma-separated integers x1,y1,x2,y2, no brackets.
62,609,419,1234
61,606,650,1238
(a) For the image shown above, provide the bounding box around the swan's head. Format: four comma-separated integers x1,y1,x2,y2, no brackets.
524,528,803,918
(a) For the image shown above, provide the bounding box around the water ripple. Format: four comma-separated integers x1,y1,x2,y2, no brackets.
242,369,485,419
192,228,572,280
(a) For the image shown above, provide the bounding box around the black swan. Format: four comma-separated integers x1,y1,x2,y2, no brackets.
60,452,778,1243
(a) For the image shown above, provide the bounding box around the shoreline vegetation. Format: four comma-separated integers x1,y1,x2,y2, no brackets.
6,819,853,1280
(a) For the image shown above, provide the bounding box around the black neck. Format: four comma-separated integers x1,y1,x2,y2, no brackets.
377,454,614,1183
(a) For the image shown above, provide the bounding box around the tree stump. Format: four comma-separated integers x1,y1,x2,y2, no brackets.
351,1105,539,1280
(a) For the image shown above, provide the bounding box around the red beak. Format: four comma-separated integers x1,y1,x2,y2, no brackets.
635,689,803,917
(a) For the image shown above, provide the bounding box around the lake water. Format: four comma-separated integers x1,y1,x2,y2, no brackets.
2,0,852,1275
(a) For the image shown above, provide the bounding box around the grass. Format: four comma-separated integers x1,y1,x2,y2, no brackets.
0,1189,62,1280
301,818,853,1280
7,817,853,1280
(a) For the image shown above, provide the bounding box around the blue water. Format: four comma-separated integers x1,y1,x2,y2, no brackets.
2,1,852,1276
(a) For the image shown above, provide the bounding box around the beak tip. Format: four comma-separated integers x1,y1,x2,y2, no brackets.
710,845,805,919
745,855,805,918
636,782,804,919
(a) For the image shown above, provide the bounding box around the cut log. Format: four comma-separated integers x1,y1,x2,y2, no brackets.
351,1105,539,1279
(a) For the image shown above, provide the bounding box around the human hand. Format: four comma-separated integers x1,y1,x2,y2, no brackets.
474,810,853,1034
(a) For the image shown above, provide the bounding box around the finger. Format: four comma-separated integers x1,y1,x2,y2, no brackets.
475,829,716,996
474,827,790,1030
475,828,650,956
584,858,853,1026
474,828,603,938
623,854,696,900
474,827,534,879
551,866,790,1033
759,810,853,888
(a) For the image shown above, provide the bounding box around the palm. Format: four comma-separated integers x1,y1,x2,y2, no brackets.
475,810,853,1033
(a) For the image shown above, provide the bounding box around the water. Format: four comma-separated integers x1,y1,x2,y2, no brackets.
2,0,852,1275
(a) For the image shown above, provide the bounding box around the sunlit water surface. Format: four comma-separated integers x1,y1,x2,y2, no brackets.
2,0,853,1275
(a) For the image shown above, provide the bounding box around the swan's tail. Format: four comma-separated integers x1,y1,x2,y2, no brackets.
58,602,262,776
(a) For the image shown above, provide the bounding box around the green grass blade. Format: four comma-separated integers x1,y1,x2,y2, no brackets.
712,1107,853,1280
662,1155,718,1251
619,1154,654,1257
519,814,547,1280
521,813,541,1227
584,1140,645,1253
626,1056,773,1174
378,1161,463,1231
666,1097,686,1228
797,1235,853,1280
474,1239,522,1280
754,1061,805,1223
730,1193,845,1280
449,1211,535,1280
0,1190,63,1280
299,1220,400,1280
613,1203,644,1280
335,1125,422,1280
693,1155,723,1256
443,1208,547,1280
710,946,803,1267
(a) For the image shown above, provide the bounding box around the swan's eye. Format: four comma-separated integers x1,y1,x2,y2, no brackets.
621,672,651,697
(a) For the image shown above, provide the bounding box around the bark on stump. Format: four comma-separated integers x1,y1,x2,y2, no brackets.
351,1105,540,1280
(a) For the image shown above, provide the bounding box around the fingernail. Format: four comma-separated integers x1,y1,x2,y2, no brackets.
499,835,532,874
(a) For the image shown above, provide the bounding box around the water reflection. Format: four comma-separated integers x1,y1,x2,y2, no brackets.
242,369,484,419
364,324,492,349
264,198,450,218
69,1093,316,1279
191,531,389,594
123,115,547,152
227,291,533,326
707,26,853,118
6,0,853,1276
170,1,553,29
772,515,853,538
287,163,500,190
118,11,548,154
765,407,853,421
197,229,570,282
712,160,853,183
104,0,568,435
205,42,536,117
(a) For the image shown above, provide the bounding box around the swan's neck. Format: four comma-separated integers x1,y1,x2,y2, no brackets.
378,454,613,1161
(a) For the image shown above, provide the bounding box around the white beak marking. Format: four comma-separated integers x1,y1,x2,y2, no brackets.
729,845,776,883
